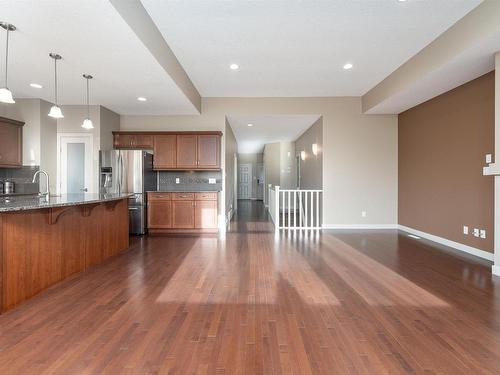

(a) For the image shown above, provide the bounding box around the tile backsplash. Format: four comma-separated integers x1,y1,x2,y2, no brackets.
0,166,39,194
157,171,222,192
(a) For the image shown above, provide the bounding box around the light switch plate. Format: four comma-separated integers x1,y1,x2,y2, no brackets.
486,154,492,164
480,229,486,239
473,228,480,237
463,226,469,235
209,178,216,184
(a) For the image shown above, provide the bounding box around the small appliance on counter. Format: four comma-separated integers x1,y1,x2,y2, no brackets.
4,180,14,194
99,150,156,235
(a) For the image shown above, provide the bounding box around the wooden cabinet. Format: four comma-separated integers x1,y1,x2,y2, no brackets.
172,200,195,228
113,132,153,149
197,135,220,169
147,193,172,229
0,117,24,168
114,131,221,170
195,200,218,229
176,135,198,169
153,135,176,169
148,191,218,233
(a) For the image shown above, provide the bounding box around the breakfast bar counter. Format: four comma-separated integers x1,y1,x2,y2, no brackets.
0,193,130,313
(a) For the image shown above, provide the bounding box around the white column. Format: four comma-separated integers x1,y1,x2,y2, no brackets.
494,52,500,276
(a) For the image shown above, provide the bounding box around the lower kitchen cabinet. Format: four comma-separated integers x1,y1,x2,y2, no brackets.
147,192,218,233
172,200,195,228
195,200,218,229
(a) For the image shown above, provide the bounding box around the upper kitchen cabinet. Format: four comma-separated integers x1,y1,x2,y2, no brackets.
113,132,153,149
0,117,24,168
176,134,198,169
197,135,220,169
114,131,221,170
153,135,177,170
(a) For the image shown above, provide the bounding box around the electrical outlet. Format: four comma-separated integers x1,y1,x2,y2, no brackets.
473,228,480,238
463,226,469,235
480,229,486,239
175,178,180,184
486,154,492,164
361,211,367,218
208,178,216,184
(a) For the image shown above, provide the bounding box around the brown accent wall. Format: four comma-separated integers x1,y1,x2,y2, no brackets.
399,72,495,252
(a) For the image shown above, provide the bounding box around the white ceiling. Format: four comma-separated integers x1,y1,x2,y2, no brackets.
227,114,320,153
367,29,500,114
0,0,198,115
141,0,481,97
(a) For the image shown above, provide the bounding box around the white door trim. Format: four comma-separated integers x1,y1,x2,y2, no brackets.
57,133,94,194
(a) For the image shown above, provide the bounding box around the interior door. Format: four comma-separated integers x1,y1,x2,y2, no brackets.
238,163,252,200
59,134,93,194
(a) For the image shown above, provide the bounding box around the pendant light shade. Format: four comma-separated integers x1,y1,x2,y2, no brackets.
48,53,63,118
81,74,94,129
48,105,64,119
0,22,16,104
0,87,14,103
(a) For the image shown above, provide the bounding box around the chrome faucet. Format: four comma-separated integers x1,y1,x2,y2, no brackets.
32,170,50,196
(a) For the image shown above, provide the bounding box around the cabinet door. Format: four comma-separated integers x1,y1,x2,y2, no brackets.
197,135,220,169
134,134,153,149
153,135,177,169
0,120,23,168
172,200,195,228
176,135,198,169
195,200,218,229
113,133,134,149
148,200,172,229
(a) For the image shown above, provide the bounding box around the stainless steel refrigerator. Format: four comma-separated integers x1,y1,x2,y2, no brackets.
99,150,156,235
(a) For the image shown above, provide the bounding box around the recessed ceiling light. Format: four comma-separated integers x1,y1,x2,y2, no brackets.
230,63,239,70
247,123,253,127
343,63,353,70
137,97,147,102
397,0,408,2
30,83,43,89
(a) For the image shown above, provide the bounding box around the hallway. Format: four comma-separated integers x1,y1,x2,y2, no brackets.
0,201,499,374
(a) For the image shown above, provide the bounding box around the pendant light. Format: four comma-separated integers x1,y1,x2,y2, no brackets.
48,53,64,118
0,22,16,104
81,74,93,129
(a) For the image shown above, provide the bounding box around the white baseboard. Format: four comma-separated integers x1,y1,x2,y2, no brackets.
492,265,500,277
322,224,398,230
398,225,494,262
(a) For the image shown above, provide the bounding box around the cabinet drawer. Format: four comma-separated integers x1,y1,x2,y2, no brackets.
148,192,171,201
172,192,195,201
195,192,217,201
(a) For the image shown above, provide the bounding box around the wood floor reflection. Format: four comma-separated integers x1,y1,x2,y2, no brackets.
0,200,499,374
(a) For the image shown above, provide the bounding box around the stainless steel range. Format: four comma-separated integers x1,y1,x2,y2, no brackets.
99,150,156,235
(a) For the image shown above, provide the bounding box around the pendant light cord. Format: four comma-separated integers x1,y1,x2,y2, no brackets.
54,57,58,105
4,27,9,87
86,77,90,119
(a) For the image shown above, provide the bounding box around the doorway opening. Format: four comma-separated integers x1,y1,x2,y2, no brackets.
57,133,94,194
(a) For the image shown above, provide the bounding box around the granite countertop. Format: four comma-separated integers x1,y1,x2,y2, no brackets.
0,193,132,213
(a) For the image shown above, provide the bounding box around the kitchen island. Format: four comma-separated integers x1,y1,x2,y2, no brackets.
0,193,130,313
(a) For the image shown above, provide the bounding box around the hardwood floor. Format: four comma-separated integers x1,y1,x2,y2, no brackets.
0,200,499,374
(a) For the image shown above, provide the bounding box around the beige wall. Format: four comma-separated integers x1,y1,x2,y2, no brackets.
238,153,263,200
263,142,281,205
279,141,296,189
100,106,120,151
295,117,322,189
121,97,398,226
0,99,57,192
225,119,238,220
399,72,494,252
